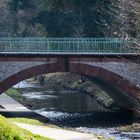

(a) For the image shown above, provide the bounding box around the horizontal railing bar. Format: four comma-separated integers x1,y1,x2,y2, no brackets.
0,37,139,55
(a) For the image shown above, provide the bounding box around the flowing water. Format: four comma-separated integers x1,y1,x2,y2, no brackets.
14,81,140,140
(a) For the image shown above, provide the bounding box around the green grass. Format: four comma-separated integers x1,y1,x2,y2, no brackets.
9,118,115,140
5,88,22,98
9,118,45,126
9,118,60,129
0,115,52,140
5,88,26,105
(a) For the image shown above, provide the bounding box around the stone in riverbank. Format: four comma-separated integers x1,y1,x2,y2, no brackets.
117,123,140,132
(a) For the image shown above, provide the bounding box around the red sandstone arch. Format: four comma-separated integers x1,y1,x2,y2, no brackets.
69,62,140,111
0,63,58,93
0,62,140,112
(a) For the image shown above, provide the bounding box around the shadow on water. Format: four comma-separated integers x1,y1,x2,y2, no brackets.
12,81,139,128
47,111,137,128
0,110,138,128
0,111,49,123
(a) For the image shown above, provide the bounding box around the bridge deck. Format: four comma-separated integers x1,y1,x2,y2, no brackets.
0,38,139,55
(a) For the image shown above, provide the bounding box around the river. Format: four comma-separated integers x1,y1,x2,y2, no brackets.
14,81,140,140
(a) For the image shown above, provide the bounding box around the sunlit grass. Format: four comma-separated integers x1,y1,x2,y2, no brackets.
9,118,45,126
0,115,52,140
9,117,60,129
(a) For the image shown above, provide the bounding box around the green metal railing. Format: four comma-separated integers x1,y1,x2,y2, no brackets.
0,37,139,55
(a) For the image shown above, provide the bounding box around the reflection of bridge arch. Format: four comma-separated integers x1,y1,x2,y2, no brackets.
0,60,139,113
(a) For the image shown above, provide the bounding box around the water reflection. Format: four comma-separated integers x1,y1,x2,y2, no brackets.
14,81,139,140
23,92,57,99
22,88,104,112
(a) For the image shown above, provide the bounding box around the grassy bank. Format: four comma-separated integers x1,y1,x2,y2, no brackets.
5,88,24,102
9,118,61,129
9,118,115,140
9,118,46,126
5,87,115,140
5,88,33,109
0,115,52,140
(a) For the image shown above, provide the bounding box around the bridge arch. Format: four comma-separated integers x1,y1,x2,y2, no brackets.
0,62,140,112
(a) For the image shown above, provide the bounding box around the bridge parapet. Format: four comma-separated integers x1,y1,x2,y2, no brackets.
0,38,139,55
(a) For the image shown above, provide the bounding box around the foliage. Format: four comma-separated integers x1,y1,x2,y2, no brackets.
34,0,119,37
7,0,28,12
7,0,36,36
0,115,52,140
5,0,140,38
7,0,26,36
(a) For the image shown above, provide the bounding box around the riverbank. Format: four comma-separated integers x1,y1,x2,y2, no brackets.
0,115,52,140
117,123,140,132
14,122,99,140
0,93,101,140
4,81,140,140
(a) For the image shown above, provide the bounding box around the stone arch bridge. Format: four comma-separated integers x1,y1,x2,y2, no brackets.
0,38,140,115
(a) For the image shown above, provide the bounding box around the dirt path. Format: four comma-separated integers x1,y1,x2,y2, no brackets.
14,122,98,140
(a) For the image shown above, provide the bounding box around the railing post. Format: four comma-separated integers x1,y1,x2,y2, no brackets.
0,37,140,55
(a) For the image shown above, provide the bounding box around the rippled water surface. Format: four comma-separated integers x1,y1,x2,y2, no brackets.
15,81,140,140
